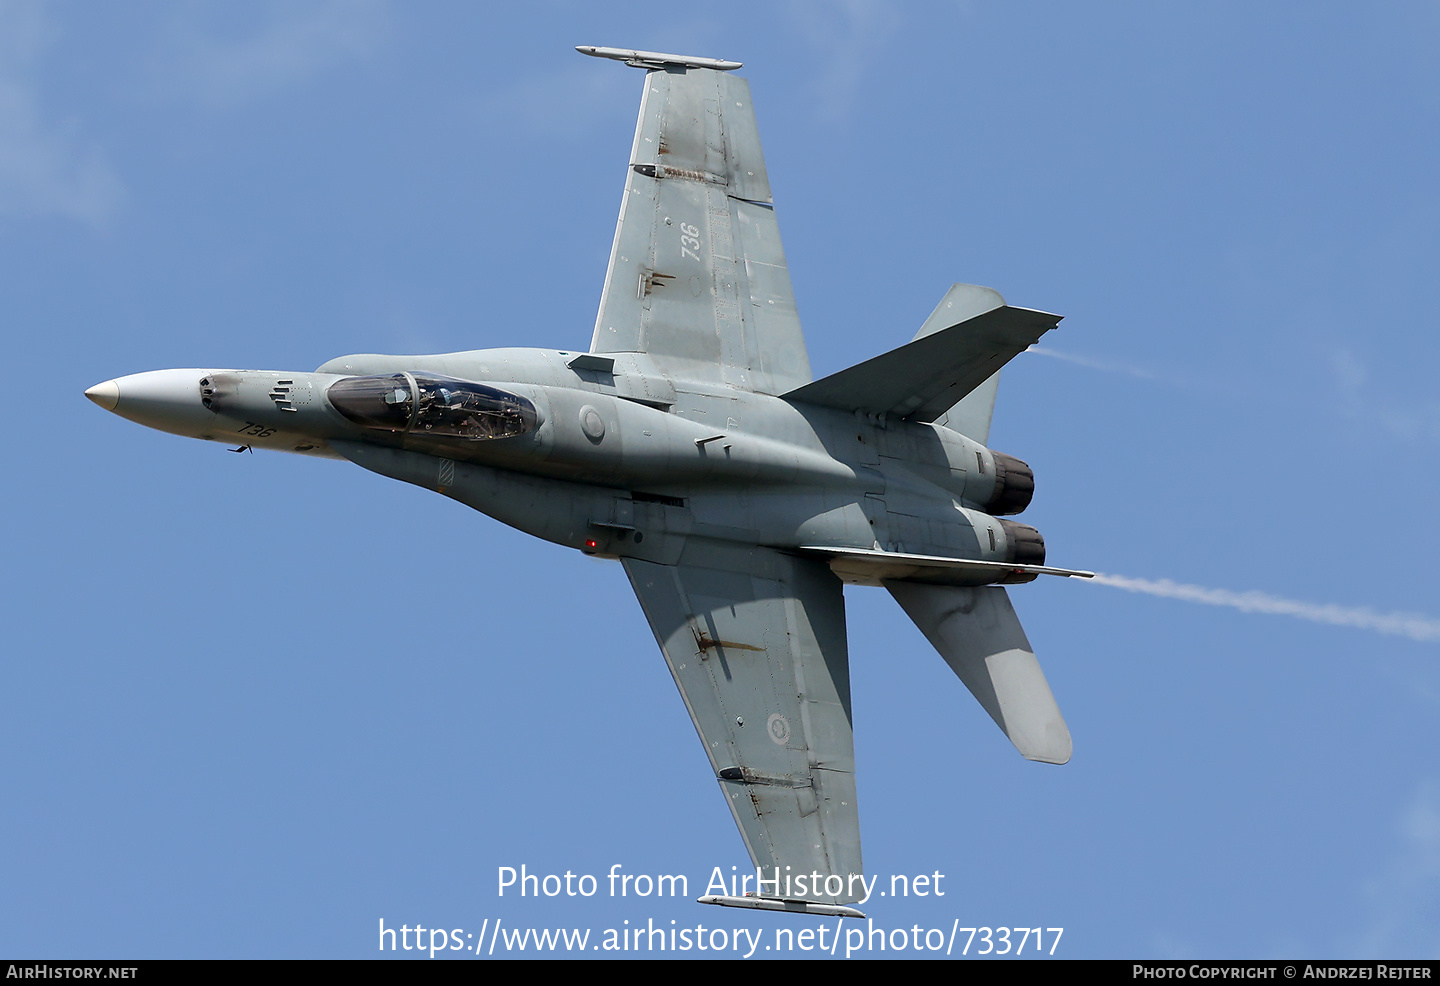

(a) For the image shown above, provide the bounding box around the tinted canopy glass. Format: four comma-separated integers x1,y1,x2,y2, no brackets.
328,373,537,441
327,373,413,431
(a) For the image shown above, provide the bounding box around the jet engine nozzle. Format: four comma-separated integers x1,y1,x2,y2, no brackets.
985,451,1035,516
999,519,1045,567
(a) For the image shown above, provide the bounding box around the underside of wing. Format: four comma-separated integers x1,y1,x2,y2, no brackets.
622,541,864,904
589,57,811,395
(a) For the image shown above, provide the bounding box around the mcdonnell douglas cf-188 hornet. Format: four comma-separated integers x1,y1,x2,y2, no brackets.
85,46,1091,920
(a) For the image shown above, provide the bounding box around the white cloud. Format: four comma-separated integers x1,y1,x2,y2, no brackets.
785,0,898,121
0,0,122,225
479,63,634,139
1352,780,1440,956
1329,348,1440,444
156,0,388,106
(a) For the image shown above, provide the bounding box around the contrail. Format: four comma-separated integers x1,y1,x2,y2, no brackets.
1025,346,1157,380
1088,573,1440,643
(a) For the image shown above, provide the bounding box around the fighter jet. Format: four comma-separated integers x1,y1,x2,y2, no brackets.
85,46,1090,919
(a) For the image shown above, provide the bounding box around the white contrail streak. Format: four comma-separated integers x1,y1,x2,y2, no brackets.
1024,346,1157,380
1088,573,1440,643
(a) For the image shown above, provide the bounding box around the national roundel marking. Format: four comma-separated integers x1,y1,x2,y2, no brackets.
767,714,790,746
579,406,605,442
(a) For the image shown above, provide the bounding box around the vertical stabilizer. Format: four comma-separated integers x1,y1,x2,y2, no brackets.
913,283,1006,340
916,284,1006,444
936,372,1000,445
888,582,1071,764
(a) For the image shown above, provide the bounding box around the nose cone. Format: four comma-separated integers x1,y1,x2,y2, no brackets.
83,368,221,438
85,380,120,411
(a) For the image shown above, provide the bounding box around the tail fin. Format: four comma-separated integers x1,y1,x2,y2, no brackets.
915,285,1008,437
912,283,1006,339
888,582,1072,764
915,285,1005,443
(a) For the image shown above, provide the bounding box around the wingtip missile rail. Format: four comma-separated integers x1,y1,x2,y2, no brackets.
575,45,742,72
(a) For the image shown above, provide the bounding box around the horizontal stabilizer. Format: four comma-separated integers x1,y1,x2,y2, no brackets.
798,545,1092,588
782,294,1060,422
889,583,1072,765
915,285,1007,443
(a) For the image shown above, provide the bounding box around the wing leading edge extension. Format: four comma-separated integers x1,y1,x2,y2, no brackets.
588,52,812,396
622,542,864,905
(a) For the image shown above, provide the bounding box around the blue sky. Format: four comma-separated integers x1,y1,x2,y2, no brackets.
3,0,1438,960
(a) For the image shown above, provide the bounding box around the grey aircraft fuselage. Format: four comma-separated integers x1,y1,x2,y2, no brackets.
86,46,1087,916
86,348,1034,574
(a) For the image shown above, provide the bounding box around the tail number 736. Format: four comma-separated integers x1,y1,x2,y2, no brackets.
679,222,702,261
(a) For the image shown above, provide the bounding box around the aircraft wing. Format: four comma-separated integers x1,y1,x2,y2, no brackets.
622,542,864,903
588,52,812,396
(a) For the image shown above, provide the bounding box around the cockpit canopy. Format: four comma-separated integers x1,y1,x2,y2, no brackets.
328,373,538,441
